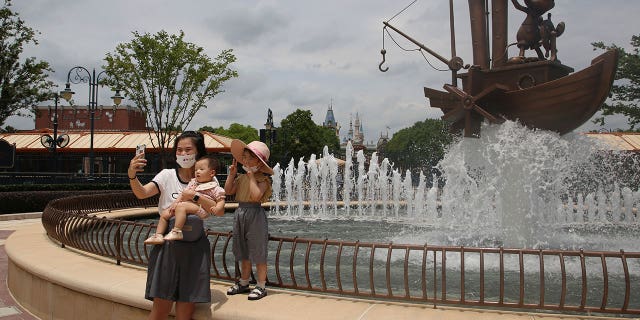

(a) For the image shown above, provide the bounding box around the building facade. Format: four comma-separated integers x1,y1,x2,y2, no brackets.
34,105,147,132
0,130,233,184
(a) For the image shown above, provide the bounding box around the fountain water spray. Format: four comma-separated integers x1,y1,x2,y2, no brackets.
270,121,640,250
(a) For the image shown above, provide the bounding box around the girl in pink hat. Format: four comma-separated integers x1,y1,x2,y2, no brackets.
224,139,273,300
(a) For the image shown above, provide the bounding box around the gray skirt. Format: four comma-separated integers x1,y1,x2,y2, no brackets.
145,215,211,303
232,202,269,264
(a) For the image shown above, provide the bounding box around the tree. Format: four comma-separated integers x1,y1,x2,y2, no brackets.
384,118,453,172
199,123,259,142
271,109,340,166
199,126,216,133
592,35,640,129
0,0,54,127
1,125,16,133
103,30,238,163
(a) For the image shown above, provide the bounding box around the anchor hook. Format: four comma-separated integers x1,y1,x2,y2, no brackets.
378,49,389,72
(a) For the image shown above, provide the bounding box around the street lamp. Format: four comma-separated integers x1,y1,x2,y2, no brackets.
60,66,124,178
40,93,70,171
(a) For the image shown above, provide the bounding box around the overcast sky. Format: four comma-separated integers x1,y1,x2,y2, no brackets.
8,0,640,142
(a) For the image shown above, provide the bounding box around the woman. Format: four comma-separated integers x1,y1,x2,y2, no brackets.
128,131,222,320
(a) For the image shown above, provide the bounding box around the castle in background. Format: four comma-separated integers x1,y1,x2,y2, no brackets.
345,113,365,148
322,102,340,137
322,102,388,155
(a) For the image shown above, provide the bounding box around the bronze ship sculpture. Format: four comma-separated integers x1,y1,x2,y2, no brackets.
380,0,618,137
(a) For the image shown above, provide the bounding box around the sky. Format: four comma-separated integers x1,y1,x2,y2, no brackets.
7,0,640,143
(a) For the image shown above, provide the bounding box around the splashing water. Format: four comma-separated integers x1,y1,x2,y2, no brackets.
269,121,640,251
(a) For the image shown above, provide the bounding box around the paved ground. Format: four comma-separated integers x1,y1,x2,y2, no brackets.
0,217,41,320
3,214,639,320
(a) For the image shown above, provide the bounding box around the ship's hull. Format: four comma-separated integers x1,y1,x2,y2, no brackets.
426,49,619,136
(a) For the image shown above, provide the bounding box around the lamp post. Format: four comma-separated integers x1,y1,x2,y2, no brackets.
51,93,60,154
60,66,123,178
40,92,71,174
48,93,61,171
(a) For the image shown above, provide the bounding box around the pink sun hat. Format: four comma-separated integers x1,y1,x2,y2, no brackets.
230,139,274,175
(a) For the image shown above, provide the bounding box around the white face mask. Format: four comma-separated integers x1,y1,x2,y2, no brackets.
176,154,196,168
243,165,259,173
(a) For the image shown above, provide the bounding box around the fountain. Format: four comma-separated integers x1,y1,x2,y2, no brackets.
267,121,640,252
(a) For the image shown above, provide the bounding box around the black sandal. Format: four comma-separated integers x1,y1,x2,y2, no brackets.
227,281,250,295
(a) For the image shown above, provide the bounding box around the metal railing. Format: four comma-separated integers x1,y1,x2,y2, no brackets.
41,193,640,316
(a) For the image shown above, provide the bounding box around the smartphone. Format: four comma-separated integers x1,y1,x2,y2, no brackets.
136,144,146,158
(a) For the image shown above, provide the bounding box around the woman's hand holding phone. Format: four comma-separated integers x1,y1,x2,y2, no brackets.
128,145,148,179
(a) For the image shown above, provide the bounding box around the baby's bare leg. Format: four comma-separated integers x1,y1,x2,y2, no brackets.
156,215,168,235
145,210,173,244
173,201,202,230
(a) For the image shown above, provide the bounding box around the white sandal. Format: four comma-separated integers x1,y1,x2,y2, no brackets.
163,229,183,241
144,233,165,245
248,286,267,300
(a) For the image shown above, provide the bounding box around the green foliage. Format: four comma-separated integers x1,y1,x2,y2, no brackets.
103,30,238,163
0,189,129,214
1,125,16,132
385,118,453,171
271,109,340,165
199,125,216,132
0,183,130,192
199,123,259,142
0,0,55,127
592,35,640,129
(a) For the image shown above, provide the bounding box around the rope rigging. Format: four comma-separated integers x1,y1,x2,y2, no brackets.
385,0,417,23
379,0,449,73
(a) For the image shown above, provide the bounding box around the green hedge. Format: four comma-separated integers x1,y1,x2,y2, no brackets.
0,189,131,214
0,183,131,192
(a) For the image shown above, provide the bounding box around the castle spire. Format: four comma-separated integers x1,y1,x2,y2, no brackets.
322,98,339,136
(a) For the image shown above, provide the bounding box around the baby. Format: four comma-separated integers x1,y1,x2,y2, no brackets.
144,154,225,244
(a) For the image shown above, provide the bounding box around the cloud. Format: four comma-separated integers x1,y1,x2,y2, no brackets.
206,5,289,47
6,0,640,141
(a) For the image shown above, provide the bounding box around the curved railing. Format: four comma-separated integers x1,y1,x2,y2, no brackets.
42,193,640,316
